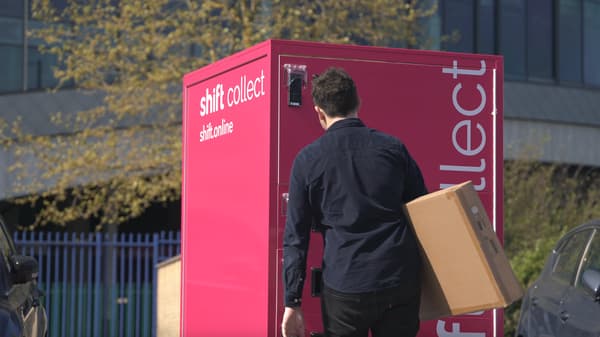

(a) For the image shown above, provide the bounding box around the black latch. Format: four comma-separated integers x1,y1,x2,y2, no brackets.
284,64,307,107
288,73,303,106
311,267,322,297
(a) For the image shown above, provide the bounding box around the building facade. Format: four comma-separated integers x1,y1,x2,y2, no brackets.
435,0,600,166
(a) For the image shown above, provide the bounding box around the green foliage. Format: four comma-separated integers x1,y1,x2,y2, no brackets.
1,0,437,229
503,159,600,337
504,230,562,336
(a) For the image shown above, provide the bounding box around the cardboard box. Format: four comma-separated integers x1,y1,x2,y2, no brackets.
405,181,523,321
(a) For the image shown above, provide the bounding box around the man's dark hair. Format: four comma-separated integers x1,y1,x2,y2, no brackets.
311,67,360,117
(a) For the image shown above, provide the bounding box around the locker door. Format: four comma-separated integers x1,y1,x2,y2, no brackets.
275,55,452,337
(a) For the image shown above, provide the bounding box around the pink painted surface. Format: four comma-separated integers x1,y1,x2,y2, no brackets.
182,40,504,337
182,43,274,337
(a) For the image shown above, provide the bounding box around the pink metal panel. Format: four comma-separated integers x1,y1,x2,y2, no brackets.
275,51,502,337
182,44,274,337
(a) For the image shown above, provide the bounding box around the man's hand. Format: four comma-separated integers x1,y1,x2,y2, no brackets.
281,306,305,337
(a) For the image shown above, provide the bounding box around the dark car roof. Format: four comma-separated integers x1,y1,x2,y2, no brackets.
569,219,600,232
555,219,600,248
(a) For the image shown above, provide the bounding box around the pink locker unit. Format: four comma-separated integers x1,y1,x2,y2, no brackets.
181,40,504,337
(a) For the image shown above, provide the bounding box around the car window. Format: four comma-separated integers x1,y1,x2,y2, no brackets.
0,221,16,272
577,229,600,288
552,229,593,285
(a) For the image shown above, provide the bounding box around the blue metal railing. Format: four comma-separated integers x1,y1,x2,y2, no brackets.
13,231,181,337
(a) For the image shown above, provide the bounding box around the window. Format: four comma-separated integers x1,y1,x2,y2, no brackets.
583,0,600,86
558,0,583,83
477,0,495,54
28,46,59,90
443,0,475,52
578,230,600,288
0,45,23,93
527,0,554,79
0,0,24,18
499,0,526,79
421,0,442,50
50,0,68,11
552,230,593,284
433,0,600,86
420,0,442,50
0,221,16,273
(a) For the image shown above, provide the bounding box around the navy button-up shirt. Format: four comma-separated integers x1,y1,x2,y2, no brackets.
283,118,428,307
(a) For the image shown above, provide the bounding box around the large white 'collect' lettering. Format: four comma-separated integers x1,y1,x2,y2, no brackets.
437,60,492,336
440,60,488,191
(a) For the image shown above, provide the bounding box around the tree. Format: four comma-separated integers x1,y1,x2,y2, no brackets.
1,0,437,229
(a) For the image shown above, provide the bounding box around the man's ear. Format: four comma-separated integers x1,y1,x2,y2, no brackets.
315,105,328,129
315,105,325,118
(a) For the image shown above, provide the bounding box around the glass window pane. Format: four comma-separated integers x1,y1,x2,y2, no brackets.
426,13,442,50
0,221,16,274
578,231,600,289
0,45,23,93
500,0,526,79
420,0,441,50
527,0,554,79
0,0,23,18
28,47,59,90
0,17,23,45
443,0,475,52
477,0,495,54
51,0,68,10
27,47,40,90
553,230,592,285
559,0,583,83
583,0,600,86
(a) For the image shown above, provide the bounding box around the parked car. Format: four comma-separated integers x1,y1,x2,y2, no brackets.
516,219,600,337
0,216,47,337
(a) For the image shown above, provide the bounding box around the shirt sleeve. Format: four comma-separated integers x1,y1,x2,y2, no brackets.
282,153,313,307
402,146,428,202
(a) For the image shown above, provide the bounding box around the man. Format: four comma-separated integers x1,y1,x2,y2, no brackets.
281,67,428,337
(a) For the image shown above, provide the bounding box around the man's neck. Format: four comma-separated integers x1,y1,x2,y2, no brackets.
324,114,357,130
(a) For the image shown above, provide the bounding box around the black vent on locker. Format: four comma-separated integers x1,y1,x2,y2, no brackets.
284,64,307,107
288,73,303,106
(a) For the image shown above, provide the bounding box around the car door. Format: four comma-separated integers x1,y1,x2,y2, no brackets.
558,228,600,337
0,219,45,337
527,228,594,337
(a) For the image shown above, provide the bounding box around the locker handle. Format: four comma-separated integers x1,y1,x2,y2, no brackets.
284,64,306,107
281,193,289,216
288,75,303,106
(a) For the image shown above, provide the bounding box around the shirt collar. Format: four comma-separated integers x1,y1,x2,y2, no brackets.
327,118,365,132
